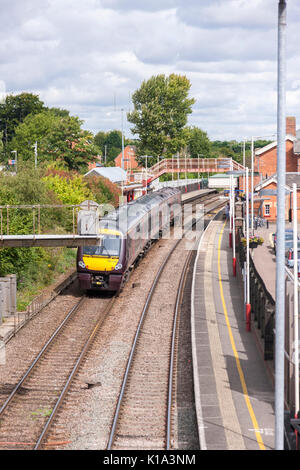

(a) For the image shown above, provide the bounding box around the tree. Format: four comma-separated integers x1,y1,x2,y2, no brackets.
10,111,100,172
0,93,44,156
127,74,195,161
185,126,211,157
94,129,122,164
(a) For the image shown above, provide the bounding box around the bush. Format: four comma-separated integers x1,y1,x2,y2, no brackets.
85,175,121,207
0,164,121,310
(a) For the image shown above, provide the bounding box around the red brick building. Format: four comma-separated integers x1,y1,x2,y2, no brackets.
87,155,102,171
114,145,140,171
254,173,300,222
254,116,298,182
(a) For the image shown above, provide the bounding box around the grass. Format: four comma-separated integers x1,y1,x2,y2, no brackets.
17,248,76,311
31,408,53,419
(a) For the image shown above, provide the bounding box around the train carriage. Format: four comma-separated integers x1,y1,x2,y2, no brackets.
77,188,181,292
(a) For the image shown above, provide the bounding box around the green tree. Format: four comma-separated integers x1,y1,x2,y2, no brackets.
10,111,100,171
0,93,44,156
185,126,211,157
127,74,195,161
42,173,93,205
94,129,122,164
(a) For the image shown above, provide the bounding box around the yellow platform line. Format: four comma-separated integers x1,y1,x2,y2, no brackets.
217,221,266,450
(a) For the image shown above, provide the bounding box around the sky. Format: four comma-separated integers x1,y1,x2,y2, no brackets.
1,0,300,142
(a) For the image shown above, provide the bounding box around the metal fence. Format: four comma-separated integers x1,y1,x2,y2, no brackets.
237,228,275,360
0,271,77,342
0,203,85,238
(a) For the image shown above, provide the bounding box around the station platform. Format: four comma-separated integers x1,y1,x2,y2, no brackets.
181,188,216,203
191,217,275,450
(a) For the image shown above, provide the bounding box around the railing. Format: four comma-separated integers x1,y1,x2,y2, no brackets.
0,203,98,238
237,228,275,360
126,158,245,185
1,271,77,343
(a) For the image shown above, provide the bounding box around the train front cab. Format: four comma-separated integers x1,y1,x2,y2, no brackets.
77,228,125,292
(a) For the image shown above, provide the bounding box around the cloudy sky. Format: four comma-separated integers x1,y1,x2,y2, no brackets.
1,0,299,141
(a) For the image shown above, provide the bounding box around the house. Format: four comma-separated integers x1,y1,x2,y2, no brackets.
114,145,139,171
254,117,299,184
84,166,127,184
254,173,300,222
238,116,300,221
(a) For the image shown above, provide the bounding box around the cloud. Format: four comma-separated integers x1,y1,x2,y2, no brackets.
0,0,299,141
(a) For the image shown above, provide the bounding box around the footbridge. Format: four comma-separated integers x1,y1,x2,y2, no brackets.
130,157,245,186
0,201,103,248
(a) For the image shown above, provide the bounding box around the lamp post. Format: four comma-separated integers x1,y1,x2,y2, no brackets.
292,183,299,422
232,174,236,277
229,159,233,249
228,170,248,285
275,0,287,450
185,154,187,192
33,142,37,169
247,133,277,231
140,155,151,195
121,108,125,171
245,167,251,330
251,137,254,235
243,139,246,192
197,154,205,189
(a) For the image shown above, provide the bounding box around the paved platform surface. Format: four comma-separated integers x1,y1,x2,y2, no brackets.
192,219,274,450
181,188,216,203
250,221,300,301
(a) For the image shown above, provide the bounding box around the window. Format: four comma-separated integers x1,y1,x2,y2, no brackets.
265,204,270,217
83,235,120,257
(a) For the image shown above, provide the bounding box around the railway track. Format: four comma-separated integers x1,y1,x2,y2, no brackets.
106,201,224,450
0,295,116,450
0,191,225,450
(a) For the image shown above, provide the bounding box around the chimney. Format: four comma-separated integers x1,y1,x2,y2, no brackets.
286,116,296,136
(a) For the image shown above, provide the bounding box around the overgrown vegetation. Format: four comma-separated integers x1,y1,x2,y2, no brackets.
0,164,120,310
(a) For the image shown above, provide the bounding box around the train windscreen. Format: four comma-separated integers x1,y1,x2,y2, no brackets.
83,235,120,257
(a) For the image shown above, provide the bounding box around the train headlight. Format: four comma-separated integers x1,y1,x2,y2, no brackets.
115,263,122,270
78,261,86,269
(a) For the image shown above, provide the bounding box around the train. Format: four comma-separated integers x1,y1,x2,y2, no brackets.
77,187,182,292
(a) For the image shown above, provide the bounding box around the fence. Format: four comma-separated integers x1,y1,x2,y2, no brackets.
237,229,276,361
284,270,300,413
0,271,77,342
0,203,88,238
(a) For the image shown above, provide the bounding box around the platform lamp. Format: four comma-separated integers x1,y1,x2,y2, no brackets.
276,0,287,450
197,154,204,190
185,154,187,192
292,183,299,423
227,168,248,280
140,155,152,195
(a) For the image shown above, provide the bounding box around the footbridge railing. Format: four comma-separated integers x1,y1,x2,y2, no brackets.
129,157,245,185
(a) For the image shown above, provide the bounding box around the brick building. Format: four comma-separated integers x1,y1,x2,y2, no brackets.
254,116,298,183
254,173,300,222
114,145,140,171
238,116,300,221
87,155,102,171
